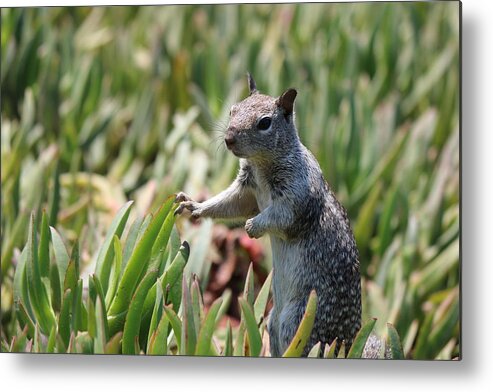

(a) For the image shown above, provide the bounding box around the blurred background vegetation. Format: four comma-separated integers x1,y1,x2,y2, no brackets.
1,2,459,359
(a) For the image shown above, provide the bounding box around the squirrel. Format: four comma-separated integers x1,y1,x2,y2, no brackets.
175,74,362,357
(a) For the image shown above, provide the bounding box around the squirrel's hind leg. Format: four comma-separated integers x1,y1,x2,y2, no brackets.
267,309,282,357
278,301,316,357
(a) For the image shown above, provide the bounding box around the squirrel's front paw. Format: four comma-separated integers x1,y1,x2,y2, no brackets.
174,194,203,219
245,218,264,239
176,201,203,219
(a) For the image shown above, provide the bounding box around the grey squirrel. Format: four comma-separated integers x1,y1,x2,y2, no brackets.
175,74,363,357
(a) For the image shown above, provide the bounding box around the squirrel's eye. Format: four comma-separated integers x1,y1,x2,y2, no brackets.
257,117,272,130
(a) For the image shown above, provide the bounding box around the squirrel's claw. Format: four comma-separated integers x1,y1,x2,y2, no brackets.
174,192,195,216
174,203,185,216
174,199,202,220
175,192,192,203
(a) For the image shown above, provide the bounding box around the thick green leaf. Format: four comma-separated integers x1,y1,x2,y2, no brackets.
50,227,70,289
148,202,177,271
185,219,213,281
94,296,107,354
11,325,29,353
13,247,34,320
254,271,272,324
58,289,73,350
17,301,35,338
163,242,189,310
75,331,93,354
163,305,182,350
349,127,411,207
104,332,122,354
195,297,223,356
377,186,399,256
87,291,96,339
122,269,158,354
402,319,419,357
347,318,377,358
190,276,204,334
238,298,262,357
72,278,86,333
38,211,50,278
180,275,197,355
2,340,11,353
147,277,165,348
386,323,404,359
63,242,79,293
308,342,322,358
324,339,338,358
243,262,255,307
67,332,76,353
141,241,189,334
282,290,318,358
92,274,109,342
107,311,128,339
337,341,346,359
48,161,60,227
223,320,233,357
166,225,182,267
109,197,175,317
104,236,123,308
46,325,57,353
427,291,460,358
94,200,133,294
416,240,459,298
215,289,232,324
2,212,30,279
26,213,56,335
354,182,382,252
49,263,61,313
233,322,246,356
148,312,170,355
122,215,145,271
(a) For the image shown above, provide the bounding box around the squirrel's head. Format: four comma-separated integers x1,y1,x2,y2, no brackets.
224,73,298,160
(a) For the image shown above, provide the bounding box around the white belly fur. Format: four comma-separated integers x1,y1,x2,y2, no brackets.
253,173,302,342
270,236,302,310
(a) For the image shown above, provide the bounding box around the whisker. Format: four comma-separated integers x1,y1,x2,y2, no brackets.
204,119,228,159
209,134,224,149
214,141,226,157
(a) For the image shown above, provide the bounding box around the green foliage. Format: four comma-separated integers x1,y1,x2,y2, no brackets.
282,290,317,358
347,318,378,359
0,200,275,355
1,3,459,359
1,197,404,357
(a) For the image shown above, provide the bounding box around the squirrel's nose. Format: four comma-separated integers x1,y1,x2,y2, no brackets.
224,133,236,149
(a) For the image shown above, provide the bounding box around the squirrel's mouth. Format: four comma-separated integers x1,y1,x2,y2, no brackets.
225,142,240,156
224,139,248,158
228,147,245,158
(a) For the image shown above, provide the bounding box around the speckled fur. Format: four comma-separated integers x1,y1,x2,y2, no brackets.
176,77,361,357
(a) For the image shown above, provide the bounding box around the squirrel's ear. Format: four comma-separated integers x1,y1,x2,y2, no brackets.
277,88,297,116
247,72,257,95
